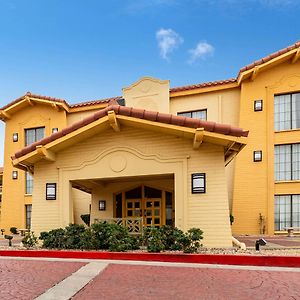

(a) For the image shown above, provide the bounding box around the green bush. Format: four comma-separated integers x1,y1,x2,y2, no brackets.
22,231,38,249
143,226,203,253
40,228,66,249
80,214,90,226
39,222,139,252
10,227,18,234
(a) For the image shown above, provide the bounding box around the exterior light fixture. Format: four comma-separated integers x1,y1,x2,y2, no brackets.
46,183,56,200
52,128,59,134
254,100,263,111
191,173,206,194
253,150,262,162
99,200,106,211
12,171,18,180
13,133,18,142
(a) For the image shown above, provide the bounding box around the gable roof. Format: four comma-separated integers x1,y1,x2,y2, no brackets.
239,40,300,75
13,104,248,161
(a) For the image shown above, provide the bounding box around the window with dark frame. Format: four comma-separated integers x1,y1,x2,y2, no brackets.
25,127,45,146
46,183,56,200
275,195,300,231
25,204,32,229
254,100,263,111
25,172,33,194
275,143,300,181
192,173,206,194
253,150,262,162
178,109,207,121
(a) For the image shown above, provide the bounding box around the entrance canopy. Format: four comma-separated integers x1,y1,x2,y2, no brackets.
12,105,248,172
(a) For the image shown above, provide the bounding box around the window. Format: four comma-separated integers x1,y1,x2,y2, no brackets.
25,127,45,146
275,144,300,181
25,172,33,194
178,109,207,121
275,195,300,231
274,93,300,131
25,204,32,229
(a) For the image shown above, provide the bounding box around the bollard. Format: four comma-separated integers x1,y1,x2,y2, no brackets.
255,240,260,251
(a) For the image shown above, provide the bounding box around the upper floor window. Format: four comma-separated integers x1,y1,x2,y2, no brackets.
25,127,45,146
177,109,207,121
274,93,300,131
275,143,300,181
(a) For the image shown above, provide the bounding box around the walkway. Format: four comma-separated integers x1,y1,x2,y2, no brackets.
0,257,299,300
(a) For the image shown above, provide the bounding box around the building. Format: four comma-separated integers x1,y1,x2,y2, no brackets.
0,167,3,223
0,39,300,244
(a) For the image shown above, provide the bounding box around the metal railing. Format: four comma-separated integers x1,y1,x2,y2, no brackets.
94,217,143,235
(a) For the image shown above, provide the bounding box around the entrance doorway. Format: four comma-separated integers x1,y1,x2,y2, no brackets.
115,185,174,227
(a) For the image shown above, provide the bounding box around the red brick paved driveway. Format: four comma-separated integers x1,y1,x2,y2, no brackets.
236,235,300,247
0,259,85,300
74,264,300,300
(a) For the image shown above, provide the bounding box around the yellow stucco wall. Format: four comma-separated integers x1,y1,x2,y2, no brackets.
31,125,232,247
232,59,300,235
1,103,67,231
170,88,240,211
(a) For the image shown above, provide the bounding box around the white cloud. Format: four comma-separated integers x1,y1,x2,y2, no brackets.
188,42,214,64
156,28,183,60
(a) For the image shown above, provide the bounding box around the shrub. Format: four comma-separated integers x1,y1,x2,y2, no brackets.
143,227,165,252
39,222,139,252
10,227,18,234
143,226,203,253
80,214,90,226
181,228,203,253
22,231,38,249
40,228,66,249
64,224,86,249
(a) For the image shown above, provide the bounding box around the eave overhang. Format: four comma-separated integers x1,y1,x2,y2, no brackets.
11,107,247,172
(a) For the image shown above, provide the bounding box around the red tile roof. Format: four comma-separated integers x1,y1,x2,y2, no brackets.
0,92,121,111
0,167,3,174
238,40,300,75
14,105,248,160
170,78,237,92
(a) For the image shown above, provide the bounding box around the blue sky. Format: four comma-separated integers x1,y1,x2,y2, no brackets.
0,0,299,165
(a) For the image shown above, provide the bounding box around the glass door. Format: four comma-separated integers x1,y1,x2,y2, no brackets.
144,198,162,227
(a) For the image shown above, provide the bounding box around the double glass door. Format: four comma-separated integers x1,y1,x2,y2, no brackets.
126,198,162,227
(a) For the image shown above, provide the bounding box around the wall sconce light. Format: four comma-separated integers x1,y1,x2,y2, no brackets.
12,171,18,180
46,183,57,200
12,133,18,142
253,150,262,162
191,173,206,194
99,200,106,211
254,100,263,112
52,128,59,134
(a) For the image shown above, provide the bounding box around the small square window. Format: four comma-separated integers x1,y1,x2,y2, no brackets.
46,183,56,200
253,150,262,162
12,171,18,180
52,128,59,134
13,133,18,142
254,100,263,111
192,173,206,194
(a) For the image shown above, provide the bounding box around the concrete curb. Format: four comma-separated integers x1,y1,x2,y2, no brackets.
0,250,300,268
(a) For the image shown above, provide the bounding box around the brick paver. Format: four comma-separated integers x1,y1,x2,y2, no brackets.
73,264,300,300
0,259,86,300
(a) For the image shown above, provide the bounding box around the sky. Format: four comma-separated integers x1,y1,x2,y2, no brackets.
0,0,299,165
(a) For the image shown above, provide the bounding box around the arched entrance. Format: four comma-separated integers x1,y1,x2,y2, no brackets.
114,184,174,228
